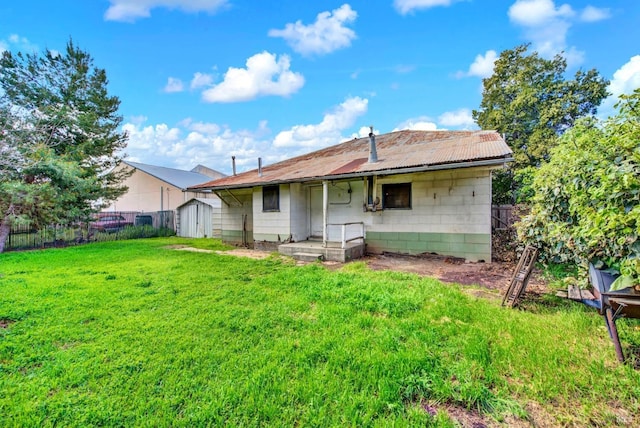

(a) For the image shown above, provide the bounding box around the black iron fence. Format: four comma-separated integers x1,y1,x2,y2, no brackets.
4,211,175,252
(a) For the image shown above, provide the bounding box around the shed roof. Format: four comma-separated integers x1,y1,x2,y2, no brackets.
191,130,512,190
176,198,221,210
124,161,224,190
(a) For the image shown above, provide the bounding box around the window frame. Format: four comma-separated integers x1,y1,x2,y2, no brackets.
382,182,412,210
262,185,280,212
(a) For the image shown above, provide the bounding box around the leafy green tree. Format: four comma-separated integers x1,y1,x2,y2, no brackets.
518,89,640,285
0,41,128,252
473,44,609,204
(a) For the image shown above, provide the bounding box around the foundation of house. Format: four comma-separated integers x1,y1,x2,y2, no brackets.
278,240,365,263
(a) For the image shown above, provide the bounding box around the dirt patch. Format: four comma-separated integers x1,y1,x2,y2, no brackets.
365,253,548,295
176,247,214,253
168,245,548,296
422,400,526,428
0,318,16,329
215,249,273,260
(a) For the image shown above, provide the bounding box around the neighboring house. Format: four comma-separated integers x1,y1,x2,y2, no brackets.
176,198,222,238
190,130,512,262
106,161,225,213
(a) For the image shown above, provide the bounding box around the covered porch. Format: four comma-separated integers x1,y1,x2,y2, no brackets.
279,180,367,262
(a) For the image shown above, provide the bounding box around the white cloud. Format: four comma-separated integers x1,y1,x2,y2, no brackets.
268,4,357,56
121,98,368,173
600,56,640,117
0,34,38,53
393,117,438,132
128,115,148,125
163,77,184,93
609,56,640,97
509,0,574,27
580,5,610,22
105,0,228,22
438,108,476,128
273,96,368,149
393,0,454,15
509,0,578,63
201,51,304,103
508,1,612,68
457,50,497,79
122,119,271,172
190,72,214,90
351,126,380,139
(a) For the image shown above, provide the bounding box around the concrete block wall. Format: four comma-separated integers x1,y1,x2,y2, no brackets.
220,189,253,245
289,183,308,242
221,166,493,261
325,180,366,242
363,168,493,261
252,185,292,242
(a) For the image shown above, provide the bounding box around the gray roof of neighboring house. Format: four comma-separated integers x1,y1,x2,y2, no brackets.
191,130,513,190
124,161,222,190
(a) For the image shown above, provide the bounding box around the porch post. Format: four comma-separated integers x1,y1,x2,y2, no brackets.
322,180,328,247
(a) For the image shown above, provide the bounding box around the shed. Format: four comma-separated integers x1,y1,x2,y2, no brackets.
176,198,222,238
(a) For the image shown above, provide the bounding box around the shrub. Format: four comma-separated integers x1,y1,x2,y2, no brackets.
518,90,640,284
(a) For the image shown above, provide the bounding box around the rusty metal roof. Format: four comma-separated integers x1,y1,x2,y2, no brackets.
191,130,512,190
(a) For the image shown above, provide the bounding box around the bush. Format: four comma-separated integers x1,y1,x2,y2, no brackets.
92,225,176,242
518,90,640,283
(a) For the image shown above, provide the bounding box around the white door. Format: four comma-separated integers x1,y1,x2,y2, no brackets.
309,186,323,238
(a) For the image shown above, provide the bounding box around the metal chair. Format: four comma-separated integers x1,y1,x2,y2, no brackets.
588,263,640,363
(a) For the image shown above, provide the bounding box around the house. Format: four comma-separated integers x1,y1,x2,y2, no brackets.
190,130,513,262
105,161,225,213
176,198,222,238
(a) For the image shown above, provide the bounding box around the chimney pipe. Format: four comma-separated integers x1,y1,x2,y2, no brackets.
258,157,262,177
368,126,378,163
232,156,236,176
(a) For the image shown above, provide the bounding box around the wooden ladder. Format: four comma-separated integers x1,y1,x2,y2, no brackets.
502,245,538,308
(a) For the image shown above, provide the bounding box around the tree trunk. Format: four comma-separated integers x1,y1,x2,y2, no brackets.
0,206,13,253
0,218,10,253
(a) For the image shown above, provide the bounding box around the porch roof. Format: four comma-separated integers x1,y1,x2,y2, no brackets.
190,129,512,190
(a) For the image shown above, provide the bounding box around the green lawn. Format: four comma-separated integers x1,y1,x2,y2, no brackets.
1,238,639,427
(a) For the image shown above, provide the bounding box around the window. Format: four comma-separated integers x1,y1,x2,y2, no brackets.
262,185,280,211
382,183,411,209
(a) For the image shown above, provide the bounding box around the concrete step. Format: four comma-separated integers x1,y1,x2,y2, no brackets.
292,252,324,262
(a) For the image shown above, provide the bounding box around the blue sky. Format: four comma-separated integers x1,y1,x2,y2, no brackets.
1,0,638,175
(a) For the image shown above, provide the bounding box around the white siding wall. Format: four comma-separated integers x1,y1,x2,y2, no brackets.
253,185,292,241
221,189,253,243
324,180,366,242
289,183,308,242
367,168,491,234
224,167,492,259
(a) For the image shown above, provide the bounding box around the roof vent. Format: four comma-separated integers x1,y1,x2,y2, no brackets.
232,156,237,176
258,157,262,177
368,126,378,163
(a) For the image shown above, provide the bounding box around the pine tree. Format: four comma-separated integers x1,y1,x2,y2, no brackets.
0,40,129,252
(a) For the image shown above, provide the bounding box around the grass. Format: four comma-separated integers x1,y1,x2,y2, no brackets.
1,238,639,427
